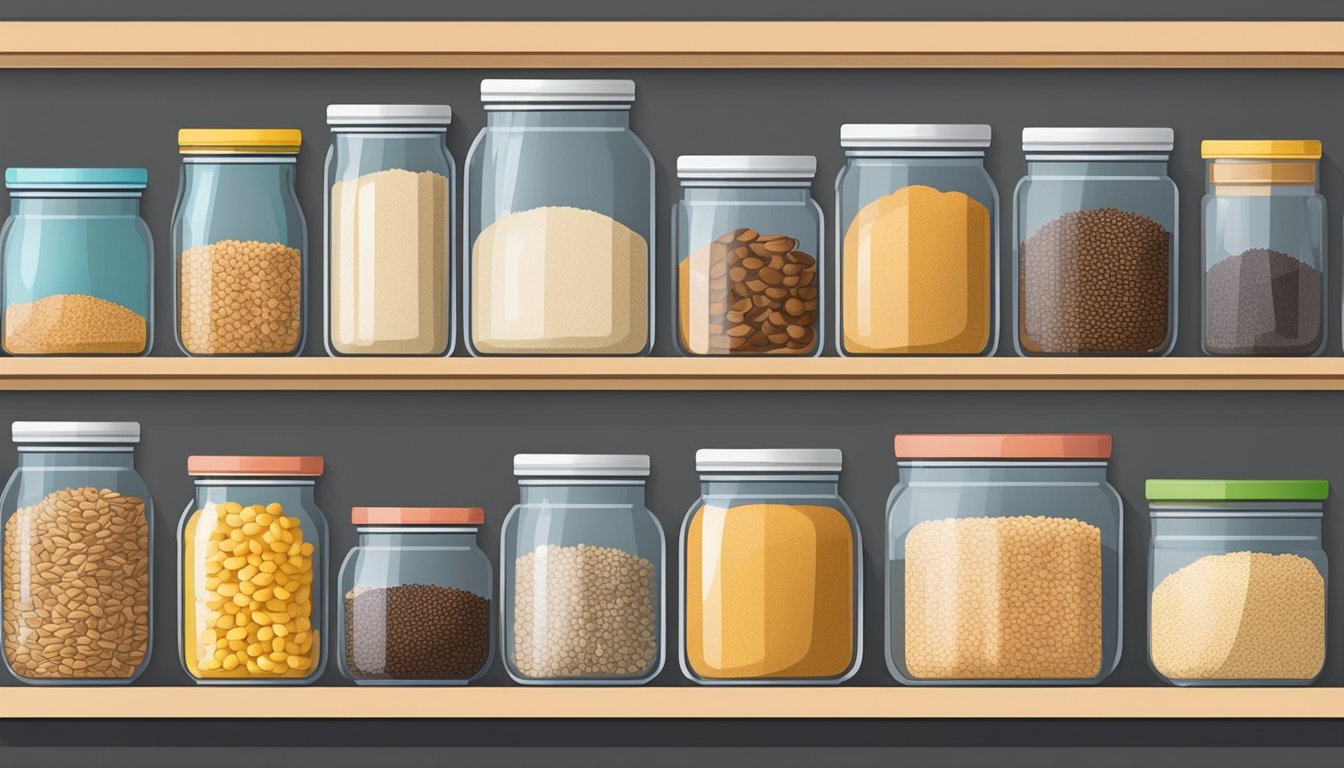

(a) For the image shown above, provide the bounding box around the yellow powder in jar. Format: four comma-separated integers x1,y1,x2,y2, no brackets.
685,503,854,679
842,184,991,354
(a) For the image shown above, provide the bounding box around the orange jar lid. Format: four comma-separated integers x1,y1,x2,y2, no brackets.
188,455,325,477
351,507,484,525
894,434,1112,460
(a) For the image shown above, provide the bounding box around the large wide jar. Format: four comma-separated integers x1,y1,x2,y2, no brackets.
887,434,1121,685
1014,128,1178,356
2,168,152,355
179,455,327,684
173,129,307,356
836,124,997,356
465,79,654,356
338,507,492,685
1201,141,1326,356
1,422,152,684
325,105,455,356
502,454,664,684
1146,479,1328,686
673,156,822,356
682,449,860,684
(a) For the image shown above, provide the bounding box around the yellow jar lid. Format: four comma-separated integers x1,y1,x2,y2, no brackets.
1201,140,1321,159
178,129,302,155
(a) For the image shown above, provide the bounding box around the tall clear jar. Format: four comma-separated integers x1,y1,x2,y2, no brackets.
682,449,860,684
1,422,152,684
501,454,664,684
338,507,492,685
887,434,1121,685
1014,128,1178,356
836,124,998,356
1200,141,1326,356
465,79,654,356
1146,480,1328,686
673,156,822,356
179,455,327,684
173,129,307,356
324,105,455,357
2,168,152,355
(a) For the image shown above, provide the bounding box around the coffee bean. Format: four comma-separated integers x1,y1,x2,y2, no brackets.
345,584,490,681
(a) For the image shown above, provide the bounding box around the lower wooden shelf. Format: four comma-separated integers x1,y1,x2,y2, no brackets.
0,687,1338,719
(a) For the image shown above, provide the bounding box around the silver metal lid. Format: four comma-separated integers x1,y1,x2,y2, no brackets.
841,123,991,149
696,448,842,473
326,104,452,126
480,79,635,104
1022,127,1174,153
514,453,651,477
13,421,140,444
677,155,817,180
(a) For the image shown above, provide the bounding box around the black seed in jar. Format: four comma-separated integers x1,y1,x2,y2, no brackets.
1204,248,1322,355
344,584,490,681
1019,208,1171,354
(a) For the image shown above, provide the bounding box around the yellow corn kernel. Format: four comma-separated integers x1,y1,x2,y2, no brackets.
249,539,264,555
257,626,275,642
229,529,246,543
253,588,274,602
216,582,240,597
223,602,241,615
272,623,289,638
247,642,264,657
272,586,291,601
216,614,235,630
240,506,258,523
251,572,274,587
222,556,247,570
239,581,257,596
222,654,241,671
224,501,243,514
293,617,312,633
271,637,286,654
300,542,314,557
228,639,247,652
205,597,226,611
259,560,278,574
256,655,275,672
251,611,273,626
203,560,224,575
225,514,243,528
241,522,263,536
268,611,291,624
232,592,251,608
270,541,290,553
285,641,302,655
288,655,311,670
246,554,262,567
246,660,262,675
225,627,247,641
204,577,222,591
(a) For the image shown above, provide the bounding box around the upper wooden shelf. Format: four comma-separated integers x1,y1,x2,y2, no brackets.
0,357,1340,391
4,21,1344,68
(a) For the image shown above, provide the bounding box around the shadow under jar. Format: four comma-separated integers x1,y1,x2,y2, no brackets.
673,156,823,356
1014,127,1178,356
1200,141,1326,356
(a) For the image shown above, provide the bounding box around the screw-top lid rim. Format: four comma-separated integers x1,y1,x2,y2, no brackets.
1201,139,1322,160
1147,479,1329,502
5,168,148,190
326,104,453,126
352,507,484,525
895,434,1113,460
514,454,650,477
1022,127,1174,153
677,155,817,180
481,79,635,103
178,129,302,155
696,448,843,473
841,123,991,149
13,421,140,444
188,455,325,477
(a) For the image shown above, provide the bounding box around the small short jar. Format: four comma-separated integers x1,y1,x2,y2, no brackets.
1200,141,1326,356
681,449,860,684
338,507,492,685
673,156,823,356
179,455,327,685
1146,479,1328,686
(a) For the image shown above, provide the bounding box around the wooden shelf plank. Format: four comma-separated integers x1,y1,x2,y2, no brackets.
0,687,1340,719
4,21,1344,68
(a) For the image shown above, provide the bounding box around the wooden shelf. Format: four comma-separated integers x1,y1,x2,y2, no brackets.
0,687,1340,719
4,21,1344,68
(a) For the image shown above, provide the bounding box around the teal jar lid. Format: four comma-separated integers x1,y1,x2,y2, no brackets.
1146,479,1329,502
5,167,148,189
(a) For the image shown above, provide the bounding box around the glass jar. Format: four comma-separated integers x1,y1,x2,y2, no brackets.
887,434,1121,685
337,507,492,685
179,455,327,684
681,449,859,684
836,124,998,356
172,129,307,356
673,156,822,356
2,168,152,355
1200,141,1326,356
501,454,664,684
1,422,152,684
324,105,455,357
465,79,654,356
1146,479,1328,686
1014,128,1178,356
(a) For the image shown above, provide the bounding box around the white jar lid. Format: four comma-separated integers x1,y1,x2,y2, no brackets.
514,453,650,477
696,448,842,473
13,421,140,444
677,155,817,180
481,79,635,104
1022,127,1174,153
841,123,991,149
326,104,452,126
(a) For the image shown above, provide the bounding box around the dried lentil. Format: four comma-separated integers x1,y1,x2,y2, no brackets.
344,584,490,680
1204,248,1322,355
2,487,149,680
179,239,302,355
3,294,146,355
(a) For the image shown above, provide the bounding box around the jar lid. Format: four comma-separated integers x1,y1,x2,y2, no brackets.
352,507,484,525
13,421,140,444
5,167,147,190
480,79,635,105
1022,127,1174,153
840,124,991,149
1147,479,1329,502
677,155,817,180
895,434,1113,460
326,104,452,126
1201,140,1322,160
188,455,325,477
514,454,650,477
178,129,302,155
696,448,842,473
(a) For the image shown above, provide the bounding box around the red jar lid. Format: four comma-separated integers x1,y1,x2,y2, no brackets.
352,507,485,525
188,455,325,477
894,434,1112,460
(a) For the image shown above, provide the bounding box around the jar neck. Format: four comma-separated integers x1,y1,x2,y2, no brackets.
183,158,296,189
193,478,316,504
18,447,136,470
1208,158,1318,187
699,474,840,496
845,152,986,166
333,129,447,148
11,196,142,216
681,185,813,203
519,480,647,507
356,528,479,547
485,108,630,130
1026,158,1169,177
899,461,1109,482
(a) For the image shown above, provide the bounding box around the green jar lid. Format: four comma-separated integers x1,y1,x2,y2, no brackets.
1146,479,1329,502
